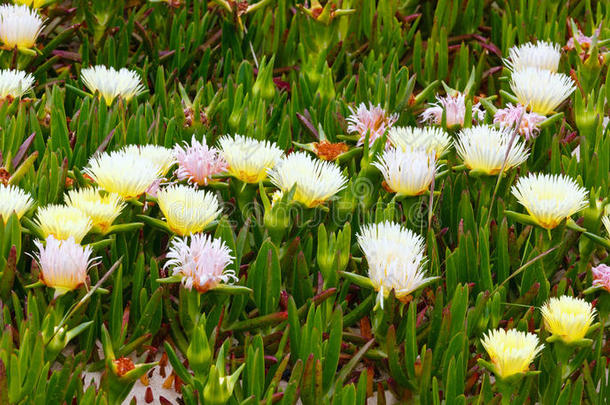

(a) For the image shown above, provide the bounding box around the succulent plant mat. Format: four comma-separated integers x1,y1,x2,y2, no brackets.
0,0,609,404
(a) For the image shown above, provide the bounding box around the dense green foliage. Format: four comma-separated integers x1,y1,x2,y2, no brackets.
0,0,609,404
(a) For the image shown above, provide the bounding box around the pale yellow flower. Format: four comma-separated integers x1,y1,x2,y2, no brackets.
0,5,44,49
218,134,283,183
35,205,93,243
156,184,221,236
481,328,543,379
541,296,596,343
511,173,588,229
510,67,575,115
81,65,146,106
66,188,125,232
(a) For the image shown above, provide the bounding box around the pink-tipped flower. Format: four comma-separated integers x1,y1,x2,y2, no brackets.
32,235,97,297
173,136,228,186
346,103,398,146
565,28,600,52
420,93,485,128
493,103,546,141
164,233,236,293
592,264,610,293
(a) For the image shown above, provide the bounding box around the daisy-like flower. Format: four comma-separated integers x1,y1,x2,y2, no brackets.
0,184,34,223
121,144,175,176
541,296,596,343
65,188,125,233
268,151,347,208
174,136,227,186
455,125,529,175
0,5,44,49
493,103,546,141
218,134,283,183
0,69,34,100
506,41,561,72
511,173,588,229
80,65,146,106
346,103,398,146
373,148,436,196
357,221,435,307
32,235,97,296
510,67,575,115
164,233,236,293
156,184,221,236
388,126,452,158
83,150,162,199
481,329,543,379
592,264,610,293
35,205,93,243
420,93,485,127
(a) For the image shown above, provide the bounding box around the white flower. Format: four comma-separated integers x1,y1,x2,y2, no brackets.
164,233,236,293
511,173,588,229
0,4,44,49
32,235,97,296
357,221,434,307
420,93,485,127
346,103,398,146
455,125,529,175
510,67,575,115
506,41,561,72
83,150,162,199
121,144,176,176
373,148,436,196
0,69,34,100
156,184,222,236
268,151,347,208
387,126,451,158
0,184,34,223
80,65,146,106
218,134,283,183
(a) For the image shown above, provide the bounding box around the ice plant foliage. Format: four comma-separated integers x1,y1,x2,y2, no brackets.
510,67,576,115
65,188,125,232
511,173,588,229
269,151,347,208
156,184,221,236
481,329,543,379
455,125,529,175
0,69,34,100
33,235,96,296
81,65,146,106
357,221,434,308
387,126,452,158
420,93,485,127
218,134,283,183
164,233,236,293
506,41,561,72
0,4,44,49
592,264,610,293
541,296,596,343
35,205,93,243
493,103,546,140
0,184,33,222
373,147,436,196
83,150,162,199
174,136,227,186
121,144,176,176
346,103,398,146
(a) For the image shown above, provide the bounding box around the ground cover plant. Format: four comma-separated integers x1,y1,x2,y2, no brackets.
0,0,609,403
